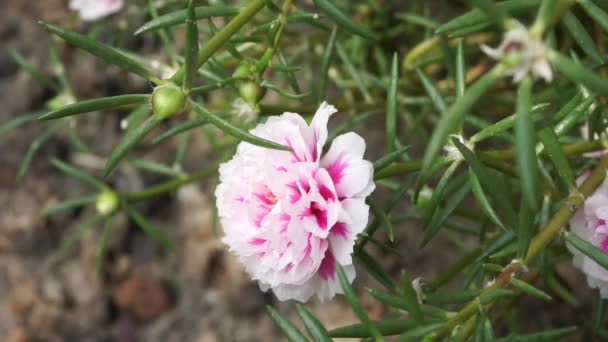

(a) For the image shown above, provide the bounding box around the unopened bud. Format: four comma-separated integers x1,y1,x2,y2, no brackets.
417,186,433,208
96,190,120,217
238,81,265,109
233,63,255,80
152,85,186,120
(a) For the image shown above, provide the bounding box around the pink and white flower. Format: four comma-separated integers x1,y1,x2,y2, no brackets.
69,0,124,22
568,173,608,298
481,20,552,82
215,102,375,302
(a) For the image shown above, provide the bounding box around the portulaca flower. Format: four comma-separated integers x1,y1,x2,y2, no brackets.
215,102,375,302
481,20,552,82
568,173,608,298
69,0,124,22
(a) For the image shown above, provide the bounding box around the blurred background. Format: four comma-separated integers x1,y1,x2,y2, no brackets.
0,1,602,341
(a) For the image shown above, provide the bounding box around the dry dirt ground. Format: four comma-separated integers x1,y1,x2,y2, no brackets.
0,1,602,341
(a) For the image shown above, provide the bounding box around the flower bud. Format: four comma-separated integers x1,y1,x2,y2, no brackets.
96,190,120,217
232,63,255,80
416,185,433,208
152,85,186,120
238,81,265,109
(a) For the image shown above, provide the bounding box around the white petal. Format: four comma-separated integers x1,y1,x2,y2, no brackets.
321,132,374,198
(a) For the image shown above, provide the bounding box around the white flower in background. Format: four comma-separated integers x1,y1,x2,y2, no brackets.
69,0,124,22
215,102,375,302
481,20,552,82
568,173,608,298
231,98,259,123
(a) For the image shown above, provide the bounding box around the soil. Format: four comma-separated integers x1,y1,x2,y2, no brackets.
0,1,601,342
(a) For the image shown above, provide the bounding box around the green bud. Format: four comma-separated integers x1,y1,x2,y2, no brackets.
152,85,186,120
232,62,255,80
46,92,76,110
238,81,265,109
96,190,120,217
416,185,433,208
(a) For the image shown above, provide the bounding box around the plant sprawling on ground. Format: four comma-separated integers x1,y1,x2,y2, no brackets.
4,0,608,340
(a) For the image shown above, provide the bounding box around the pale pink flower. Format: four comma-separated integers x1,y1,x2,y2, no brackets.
481,20,552,82
69,0,124,22
215,102,375,302
568,173,608,298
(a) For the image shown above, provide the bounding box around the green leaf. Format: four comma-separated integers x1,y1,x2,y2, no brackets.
562,11,603,64
104,116,162,177
400,271,423,323
479,288,516,304
135,6,238,35
554,92,582,121
564,231,608,271
314,26,338,102
128,159,183,177
425,289,482,304
580,0,608,35
470,104,546,143
262,82,312,100
51,158,106,189
514,77,538,210
183,0,199,92
0,112,42,138
510,278,552,301
191,102,290,151
369,200,394,242
436,0,539,34
373,145,410,172
537,127,575,191
17,123,63,181
494,326,577,342
422,161,461,227
452,137,517,230
470,169,506,231
554,95,595,136
336,43,372,103
398,323,443,341
337,264,382,340
330,319,417,338
39,22,158,81
455,39,466,97
153,118,209,144
397,12,440,30
423,179,471,246
355,249,396,291
45,195,97,216
415,68,447,114
266,306,308,342
517,198,535,258
39,95,150,121
125,205,176,252
312,0,376,40
121,105,151,133
97,217,113,276
7,48,60,92
421,63,503,179
548,50,608,96
59,214,103,256
386,52,399,152
466,0,508,29
295,304,332,342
